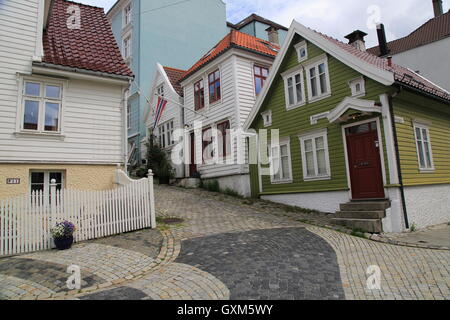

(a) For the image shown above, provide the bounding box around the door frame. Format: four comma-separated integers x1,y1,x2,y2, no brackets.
341,117,387,200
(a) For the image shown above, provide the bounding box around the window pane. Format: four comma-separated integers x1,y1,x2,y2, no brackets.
280,145,288,157
44,102,59,131
318,63,326,74
310,76,317,97
421,128,428,142
45,85,61,99
424,141,432,168
255,78,263,95
254,66,261,76
262,68,269,77
23,100,39,130
272,157,280,180
319,73,327,94
296,82,302,102
315,136,324,149
415,127,422,140
288,86,294,105
417,141,425,168
305,151,315,176
304,139,313,152
317,149,327,175
25,82,40,96
281,156,290,179
31,172,45,184
49,172,62,184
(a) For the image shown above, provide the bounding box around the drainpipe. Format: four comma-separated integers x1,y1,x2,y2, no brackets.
388,87,410,229
124,80,132,173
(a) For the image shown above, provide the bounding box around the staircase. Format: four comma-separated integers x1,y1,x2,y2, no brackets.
331,200,391,233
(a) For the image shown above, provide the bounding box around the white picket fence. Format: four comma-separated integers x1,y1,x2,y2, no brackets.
0,172,156,257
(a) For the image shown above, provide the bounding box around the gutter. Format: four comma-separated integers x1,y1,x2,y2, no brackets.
32,61,134,82
388,88,409,229
394,81,450,104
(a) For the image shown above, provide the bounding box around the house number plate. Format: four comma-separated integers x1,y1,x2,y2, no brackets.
6,178,20,185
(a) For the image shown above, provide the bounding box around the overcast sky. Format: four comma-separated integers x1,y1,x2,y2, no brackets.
79,0,449,47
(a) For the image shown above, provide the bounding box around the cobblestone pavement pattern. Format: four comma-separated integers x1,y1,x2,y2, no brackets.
0,185,448,300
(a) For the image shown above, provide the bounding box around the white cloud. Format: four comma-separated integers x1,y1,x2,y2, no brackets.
75,0,449,47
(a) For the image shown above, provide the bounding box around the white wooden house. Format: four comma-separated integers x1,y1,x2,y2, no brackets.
177,30,279,196
0,0,133,199
144,64,185,178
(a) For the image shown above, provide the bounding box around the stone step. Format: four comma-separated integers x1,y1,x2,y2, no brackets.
331,218,383,233
340,201,390,212
335,210,386,219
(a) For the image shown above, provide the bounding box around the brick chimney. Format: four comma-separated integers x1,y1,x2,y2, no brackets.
266,26,279,45
433,0,443,17
344,30,368,51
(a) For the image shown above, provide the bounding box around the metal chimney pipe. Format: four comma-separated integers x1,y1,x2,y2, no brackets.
376,23,390,57
432,0,443,17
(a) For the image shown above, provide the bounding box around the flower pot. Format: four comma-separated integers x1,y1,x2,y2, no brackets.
54,236,74,250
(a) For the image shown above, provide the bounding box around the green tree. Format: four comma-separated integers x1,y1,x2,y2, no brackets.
145,134,174,184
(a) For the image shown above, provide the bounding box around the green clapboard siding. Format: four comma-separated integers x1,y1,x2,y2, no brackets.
393,91,450,186
250,34,391,196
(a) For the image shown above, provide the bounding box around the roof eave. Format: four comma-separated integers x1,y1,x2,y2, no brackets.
33,61,134,83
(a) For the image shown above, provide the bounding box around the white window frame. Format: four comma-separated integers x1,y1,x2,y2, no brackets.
123,2,132,27
261,110,272,127
158,119,174,149
18,77,65,135
122,32,132,61
156,84,164,97
294,41,308,62
413,122,435,172
305,55,331,102
298,129,331,181
269,137,293,184
30,170,65,196
348,76,366,97
282,68,306,110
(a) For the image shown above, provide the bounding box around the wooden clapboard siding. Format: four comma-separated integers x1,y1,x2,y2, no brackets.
0,78,125,163
251,34,391,195
393,91,450,186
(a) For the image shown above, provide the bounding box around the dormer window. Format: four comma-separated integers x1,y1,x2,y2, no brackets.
261,110,272,127
123,2,132,27
295,41,308,62
349,77,366,97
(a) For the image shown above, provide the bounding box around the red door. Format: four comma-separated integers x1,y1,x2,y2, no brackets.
189,132,197,177
345,121,385,199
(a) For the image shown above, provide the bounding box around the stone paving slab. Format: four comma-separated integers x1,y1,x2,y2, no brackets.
176,227,344,300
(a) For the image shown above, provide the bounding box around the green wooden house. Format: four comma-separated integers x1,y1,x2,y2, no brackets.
244,21,450,233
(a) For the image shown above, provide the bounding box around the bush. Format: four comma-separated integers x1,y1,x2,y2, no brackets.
201,180,220,193
145,135,175,184
135,167,148,178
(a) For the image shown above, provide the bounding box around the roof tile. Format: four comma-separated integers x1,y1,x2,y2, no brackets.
313,29,449,100
367,11,450,56
163,66,186,96
180,30,279,81
42,0,133,78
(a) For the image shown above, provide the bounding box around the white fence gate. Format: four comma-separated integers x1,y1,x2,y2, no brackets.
0,172,156,257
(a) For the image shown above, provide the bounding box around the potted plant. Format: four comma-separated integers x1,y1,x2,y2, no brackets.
51,221,76,250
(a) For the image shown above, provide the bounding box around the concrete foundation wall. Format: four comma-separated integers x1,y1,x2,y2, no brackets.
404,183,450,229
261,190,349,213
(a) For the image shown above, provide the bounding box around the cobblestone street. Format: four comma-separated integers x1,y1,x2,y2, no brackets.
0,185,449,300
